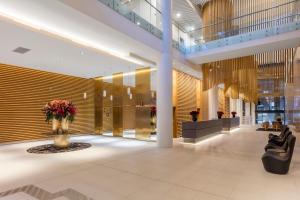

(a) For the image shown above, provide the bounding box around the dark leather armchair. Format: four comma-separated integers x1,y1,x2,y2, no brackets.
265,131,292,152
262,134,296,174
268,125,288,140
268,130,291,146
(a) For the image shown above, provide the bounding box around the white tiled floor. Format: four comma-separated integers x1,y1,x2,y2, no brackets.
0,126,300,200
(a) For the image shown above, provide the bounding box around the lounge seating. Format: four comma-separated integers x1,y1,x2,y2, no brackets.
268,125,288,139
265,131,291,152
268,130,291,146
262,121,270,130
262,134,296,174
272,121,282,131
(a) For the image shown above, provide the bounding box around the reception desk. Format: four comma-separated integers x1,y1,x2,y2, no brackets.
182,118,240,143
222,117,240,131
182,120,222,143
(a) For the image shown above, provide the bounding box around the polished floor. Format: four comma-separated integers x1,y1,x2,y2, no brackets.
0,126,300,200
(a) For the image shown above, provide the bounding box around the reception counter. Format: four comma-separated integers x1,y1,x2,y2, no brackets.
182,119,222,143
182,117,240,143
222,117,240,131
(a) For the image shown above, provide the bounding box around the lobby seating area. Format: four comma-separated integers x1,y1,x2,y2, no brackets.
262,126,297,174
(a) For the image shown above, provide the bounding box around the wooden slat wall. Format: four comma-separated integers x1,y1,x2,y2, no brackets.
0,64,95,143
174,70,201,137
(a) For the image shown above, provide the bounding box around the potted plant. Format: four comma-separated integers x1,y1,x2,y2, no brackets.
217,111,224,119
42,100,77,148
231,111,237,118
190,111,199,122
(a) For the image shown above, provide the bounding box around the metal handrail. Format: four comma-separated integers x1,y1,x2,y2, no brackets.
190,0,297,33
193,13,300,43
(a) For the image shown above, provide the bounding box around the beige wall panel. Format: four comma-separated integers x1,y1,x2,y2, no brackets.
0,64,95,143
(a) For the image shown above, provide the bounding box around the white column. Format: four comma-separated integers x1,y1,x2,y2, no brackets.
208,87,218,119
157,0,173,148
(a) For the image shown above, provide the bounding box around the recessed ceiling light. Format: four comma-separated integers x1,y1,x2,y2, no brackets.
190,26,195,31
13,47,31,54
137,21,140,26
176,12,181,18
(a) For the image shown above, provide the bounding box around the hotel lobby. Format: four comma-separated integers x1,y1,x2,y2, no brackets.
0,0,300,199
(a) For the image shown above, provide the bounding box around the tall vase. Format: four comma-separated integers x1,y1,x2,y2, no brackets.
52,118,70,148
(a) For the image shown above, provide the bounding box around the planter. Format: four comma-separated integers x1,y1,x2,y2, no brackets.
217,112,224,119
52,118,70,148
190,111,199,122
54,134,70,148
231,112,237,118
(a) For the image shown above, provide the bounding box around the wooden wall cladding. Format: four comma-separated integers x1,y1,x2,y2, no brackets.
174,70,201,137
102,82,113,133
113,73,123,136
0,64,95,143
135,68,152,140
94,78,103,134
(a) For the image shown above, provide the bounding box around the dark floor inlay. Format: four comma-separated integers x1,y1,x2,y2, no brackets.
27,143,91,154
0,185,93,200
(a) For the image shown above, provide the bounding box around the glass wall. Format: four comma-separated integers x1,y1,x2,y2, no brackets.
256,96,285,124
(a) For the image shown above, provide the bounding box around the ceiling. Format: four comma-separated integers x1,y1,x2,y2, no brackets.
0,18,139,78
172,0,202,31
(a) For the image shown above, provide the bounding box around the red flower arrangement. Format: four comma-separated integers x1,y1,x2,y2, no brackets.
217,111,224,119
42,100,77,123
231,111,237,118
150,106,156,118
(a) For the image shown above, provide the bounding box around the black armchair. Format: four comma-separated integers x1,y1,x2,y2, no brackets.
268,130,291,146
265,131,292,152
268,125,289,140
262,134,296,174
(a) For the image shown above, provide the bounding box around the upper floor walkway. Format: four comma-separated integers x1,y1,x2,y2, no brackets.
98,0,300,63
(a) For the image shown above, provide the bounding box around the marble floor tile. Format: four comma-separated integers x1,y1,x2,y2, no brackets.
0,126,299,200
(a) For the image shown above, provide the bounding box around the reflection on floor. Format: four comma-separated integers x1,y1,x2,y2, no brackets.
102,129,157,141
0,126,299,200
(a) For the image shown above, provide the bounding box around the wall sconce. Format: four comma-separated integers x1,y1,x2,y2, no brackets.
83,92,87,99
129,93,133,100
110,95,113,101
127,87,131,95
151,91,155,98
103,90,107,97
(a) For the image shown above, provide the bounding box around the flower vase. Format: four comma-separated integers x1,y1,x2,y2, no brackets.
52,118,70,148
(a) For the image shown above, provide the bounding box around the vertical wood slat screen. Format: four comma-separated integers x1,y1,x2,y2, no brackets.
174,70,201,137
198,0,296,42
0,64,95,143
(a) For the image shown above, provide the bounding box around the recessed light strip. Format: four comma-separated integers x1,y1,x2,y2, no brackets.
0,6,149,66
99,68,157,80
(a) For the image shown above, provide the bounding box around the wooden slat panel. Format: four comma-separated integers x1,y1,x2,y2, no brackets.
0,64,95,143
175,71,200,137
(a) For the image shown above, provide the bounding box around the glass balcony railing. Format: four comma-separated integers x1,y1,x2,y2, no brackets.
186,14,300,54
98,0,187,53
98,0,300,55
